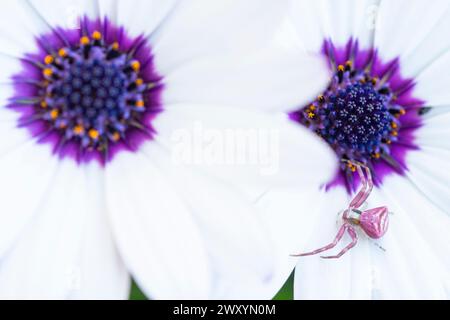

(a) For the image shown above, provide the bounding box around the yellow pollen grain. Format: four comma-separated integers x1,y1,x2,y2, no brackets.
131,61,140,71
136,78,144,86
112,132,121,142
112,42,119,50
347,162,357,172
89,129,100,140
50,109,59,120
309,104,315,111
308,112,315,119
73,125,84,135
44,55,54,65
136,100,145,108
338,65,345,72
43,68,53,77
58,48,67,57
92,31,102,40
80,36,90,45
374,153,381,159
40,101,48,108
392,130,398,137
391,122,398,129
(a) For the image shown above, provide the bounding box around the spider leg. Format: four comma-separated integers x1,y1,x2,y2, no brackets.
349,163,373,209
291,223,348,257
321,225,358,259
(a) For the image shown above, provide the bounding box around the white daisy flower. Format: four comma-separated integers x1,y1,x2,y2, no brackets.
0,0,336,299
257,0,450,299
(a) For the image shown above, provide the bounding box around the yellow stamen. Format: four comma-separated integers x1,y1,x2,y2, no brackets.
80,36,90,45
58,48,67,57
40,100,48,109
43,68,53,77
391,130,398,137
136,100,145,108
44,55,54,65
73,125,84,135
308,112,315,119
89,129,100,140
373,153,381,159
317,95,325,102
391,122,398,129
112,42,119,50
338,65,345,72
112,132,121,142
345,60,352,68
131,61,140,72
50,109,59,120
309,104,315,111
399,109,406,116
135,78,144,86
92,31,102,40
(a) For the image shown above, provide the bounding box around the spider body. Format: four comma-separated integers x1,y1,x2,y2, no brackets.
293,162,389,259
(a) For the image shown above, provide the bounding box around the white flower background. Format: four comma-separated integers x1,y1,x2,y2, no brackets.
0,0,448,300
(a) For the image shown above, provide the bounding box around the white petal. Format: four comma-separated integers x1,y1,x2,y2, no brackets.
319,0,377,47
0,56,34,153
375,0,450,76
0,0,50,56
254,186,334,297
163,45,330,112
415,112,450,150
405,147,450,213
0,161,129,299
287,0,324,53
143,142,282,299
288,0,378,52
152,104,337,198
26,0,98,29
105,147,211,299
98,0,179,38
293,188,358,299
70,163,130,299
370,177,450,299
152,0,289,75
386,1,450,78
414,50,450,107
0,142,58,258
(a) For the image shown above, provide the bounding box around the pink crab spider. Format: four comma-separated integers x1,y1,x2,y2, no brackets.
292,161,389,259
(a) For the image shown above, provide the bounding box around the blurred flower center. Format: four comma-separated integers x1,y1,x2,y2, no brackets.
40,31,149,157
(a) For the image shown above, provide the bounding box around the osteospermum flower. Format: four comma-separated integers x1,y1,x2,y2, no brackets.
257,0,450,299
0,0,336,299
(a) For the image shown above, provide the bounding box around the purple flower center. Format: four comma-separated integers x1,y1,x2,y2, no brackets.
10,18,163,165
303,62,403,162
290,39,424,192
